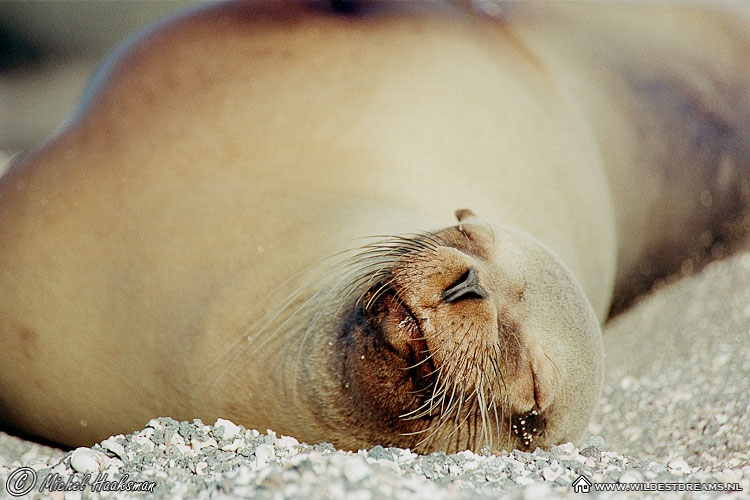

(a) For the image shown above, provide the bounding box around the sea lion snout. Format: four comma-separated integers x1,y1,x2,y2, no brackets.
336,223,576,451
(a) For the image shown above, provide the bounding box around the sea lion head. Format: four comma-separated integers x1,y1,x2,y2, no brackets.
323,209,603,453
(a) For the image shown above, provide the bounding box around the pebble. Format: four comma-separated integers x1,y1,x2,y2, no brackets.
277,435,299,450
214,418,241,440
100,436,126,459
541,466,561,482
342,457,371,483
69,447,109,473
255,443,275,467
667,458,691,475
191,435,219,453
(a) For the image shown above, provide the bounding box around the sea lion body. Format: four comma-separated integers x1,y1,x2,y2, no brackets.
0,1,748,452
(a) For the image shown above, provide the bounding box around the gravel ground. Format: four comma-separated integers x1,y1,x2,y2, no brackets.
1,253,749,499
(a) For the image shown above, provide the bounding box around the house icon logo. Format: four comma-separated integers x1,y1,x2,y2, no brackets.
572,474,592,493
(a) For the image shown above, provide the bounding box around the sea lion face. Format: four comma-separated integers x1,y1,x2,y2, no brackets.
333,212,604,453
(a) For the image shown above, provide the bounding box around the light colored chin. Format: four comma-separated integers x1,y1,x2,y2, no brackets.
485,224,605,447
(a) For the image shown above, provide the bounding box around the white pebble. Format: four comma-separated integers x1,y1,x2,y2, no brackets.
255,443,275,467
343,458,371,483
214,418,240,440
668,458,691,475
100,436,126,459
172,440,195,456
233,465,255,485
542,466,561,482
619,376,639,390
277,435,299,450
557,442,576,455
132,434,155,452
515,475,535,486
194,461,208,475
376,459,402,475
221,438,244,452
145,418,163,429
190,436,218,453
397,450,417,463
70,448,108,473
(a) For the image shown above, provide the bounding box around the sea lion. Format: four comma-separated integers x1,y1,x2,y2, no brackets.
0,1,748,453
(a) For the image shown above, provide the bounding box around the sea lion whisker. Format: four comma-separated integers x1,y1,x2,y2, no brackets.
222,279,336,374
476,379,490,448
486,371,501,448
401,364,444,414
204,250,366,389
401,367,450,420
411,322,488,448
488,348,510,444
426,354,461,417
423,384,479,451
482,367,501,449
290,287,344,401
363,281,395,312
207,283,331,389
489,344,511,410
400,341,449,372
370,232,442,252
352,233,438,255
475,213,496,248
200,259,339,378
412,229,449,249
437,357,467,417
488,344,513,445
360,237,432,254
202,273,329,388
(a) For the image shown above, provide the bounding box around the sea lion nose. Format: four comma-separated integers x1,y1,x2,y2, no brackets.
441,268,488,303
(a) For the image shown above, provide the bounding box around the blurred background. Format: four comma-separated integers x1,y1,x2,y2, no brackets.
1,0,748,163
0,1,204,158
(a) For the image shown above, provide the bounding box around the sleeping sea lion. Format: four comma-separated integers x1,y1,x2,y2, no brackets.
0,1,748,453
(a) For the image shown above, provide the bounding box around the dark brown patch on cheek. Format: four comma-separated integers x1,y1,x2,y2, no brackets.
337,312,423,436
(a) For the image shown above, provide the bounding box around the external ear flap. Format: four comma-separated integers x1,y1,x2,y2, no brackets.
454,208,476,222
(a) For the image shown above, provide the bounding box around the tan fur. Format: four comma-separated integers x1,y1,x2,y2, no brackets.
0,1,748,452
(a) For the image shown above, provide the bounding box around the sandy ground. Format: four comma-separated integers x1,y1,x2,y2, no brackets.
594,254,750,472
